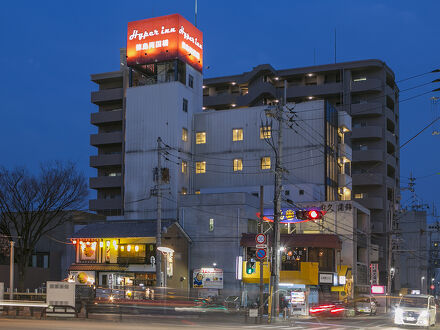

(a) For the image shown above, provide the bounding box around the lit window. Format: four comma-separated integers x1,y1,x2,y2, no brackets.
233,158,243,171
233,128,243,141
261,157,271,170
181,161,187,174
353,77,367,82
183,98,188,112
196,132,206,144
181,187,187,195
182,127,188,142
354,193,365,199
195,190,200,194
260,126,271,139
196,161,206,174
209,218,214,232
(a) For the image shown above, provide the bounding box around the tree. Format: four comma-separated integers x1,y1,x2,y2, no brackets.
0,161,88,290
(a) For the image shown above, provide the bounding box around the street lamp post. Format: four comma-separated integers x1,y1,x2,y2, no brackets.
421,276,425,294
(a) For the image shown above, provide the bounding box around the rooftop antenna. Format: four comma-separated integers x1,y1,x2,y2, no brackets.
195,0,198,27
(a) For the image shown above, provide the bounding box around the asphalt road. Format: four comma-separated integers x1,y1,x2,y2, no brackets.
0,314,431,329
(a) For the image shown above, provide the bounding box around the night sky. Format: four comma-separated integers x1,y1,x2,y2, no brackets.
1,1,439,215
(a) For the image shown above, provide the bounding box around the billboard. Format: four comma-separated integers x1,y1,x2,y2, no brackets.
193,268,223,289
127,14,203,72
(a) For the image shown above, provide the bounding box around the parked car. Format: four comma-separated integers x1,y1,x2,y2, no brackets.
309,302,346,318
355,296,377,315
394,294,436,327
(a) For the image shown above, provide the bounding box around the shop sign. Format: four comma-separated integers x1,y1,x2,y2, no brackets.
290,291,305,304
339,275,346,285
127,14,203,72
193,268,223,289
68,271,95,285
370,263,379,285
319,273,334,284
371,285,385,294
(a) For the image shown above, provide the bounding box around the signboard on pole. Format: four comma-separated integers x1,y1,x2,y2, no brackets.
255,234,266,245
370,263,379,285
256,249,267,260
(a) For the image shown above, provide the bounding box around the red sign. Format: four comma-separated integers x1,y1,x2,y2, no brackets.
127,14,203,72
256,248,267,260
255,234,266,245
371,285,385,294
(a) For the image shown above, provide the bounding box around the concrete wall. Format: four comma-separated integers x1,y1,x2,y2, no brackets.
179,193,259,296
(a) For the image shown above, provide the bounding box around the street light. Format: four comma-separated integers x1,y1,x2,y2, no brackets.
421,276,426,293
157,246,175,287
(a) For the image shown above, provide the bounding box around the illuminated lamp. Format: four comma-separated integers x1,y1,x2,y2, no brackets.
113,240,117,246
127,245,131,252
308,210,322,220
72,240,77,244
231,82,236,85
135,245,139,252
99,241,104,248
121,246,125,251
231,104,236,107
86,241,90,246
106,241,110,247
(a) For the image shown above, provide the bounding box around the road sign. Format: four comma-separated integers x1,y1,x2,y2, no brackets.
256,244,267,249
255,234,266,244
256,248,267,259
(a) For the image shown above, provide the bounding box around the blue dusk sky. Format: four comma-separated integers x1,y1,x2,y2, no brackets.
1,0,439,214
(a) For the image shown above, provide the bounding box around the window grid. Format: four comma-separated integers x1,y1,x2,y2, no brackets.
182,127,188,142
232,128,243,141
196,161,206,174
183,98,188,112
196,132,206,144
209,218,214,232
260,126,272,139
261,157,271,170
233,158,243,171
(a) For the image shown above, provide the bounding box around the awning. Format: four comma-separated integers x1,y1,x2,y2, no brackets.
69,264,128,272
240,233,342,249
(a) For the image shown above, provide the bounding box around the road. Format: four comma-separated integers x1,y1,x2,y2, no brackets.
0,314,436,329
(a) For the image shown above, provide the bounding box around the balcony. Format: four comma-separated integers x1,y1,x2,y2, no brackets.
90,132,123,146
286,82,342,99
91,110,123,125
90,154,122,168
339,143,352,161
359,197,384,210
385,130,397,145
117,257,151,265
352,173,383,186
351,78,382,93
338,111,351,132
91,88,123,105
385,106,394,121
350,103,383,117
90,176,122,189
338,173,352,188
386,154,396,168
352,150,384,163
203,93,238,107
351,126,383,140
89,198,122,211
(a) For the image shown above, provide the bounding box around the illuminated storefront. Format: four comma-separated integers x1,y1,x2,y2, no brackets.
68,221,191,290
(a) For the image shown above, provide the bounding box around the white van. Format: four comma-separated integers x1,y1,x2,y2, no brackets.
394,294,436,327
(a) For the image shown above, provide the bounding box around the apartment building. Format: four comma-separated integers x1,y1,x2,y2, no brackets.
203,60,399,284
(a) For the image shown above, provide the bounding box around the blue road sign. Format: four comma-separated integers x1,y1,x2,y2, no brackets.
256,248,267,260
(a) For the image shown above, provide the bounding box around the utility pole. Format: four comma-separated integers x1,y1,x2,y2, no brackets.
9,240,14,299
156,137,163,287
269,82,286,322
259,185,264,323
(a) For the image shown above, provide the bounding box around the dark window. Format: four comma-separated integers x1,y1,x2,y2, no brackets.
188,75,194,88
299,190,304,195
183,98,188,113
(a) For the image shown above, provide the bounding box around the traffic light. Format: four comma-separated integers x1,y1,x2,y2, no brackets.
246,259,256,274
296,209,324,221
